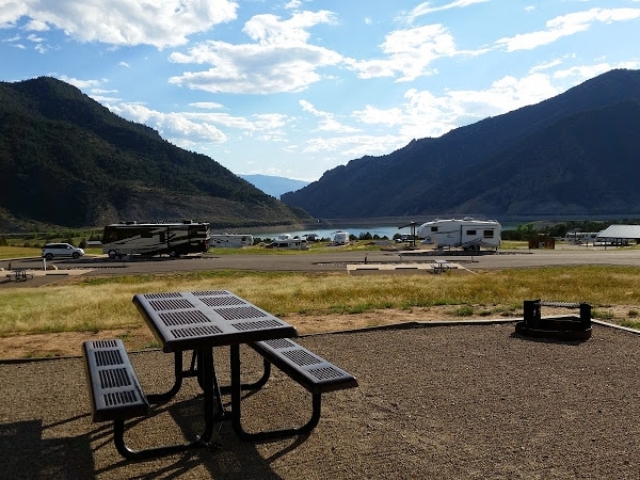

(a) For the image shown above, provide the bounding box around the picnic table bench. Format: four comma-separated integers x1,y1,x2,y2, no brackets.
227,337,358,440
82,339,152,458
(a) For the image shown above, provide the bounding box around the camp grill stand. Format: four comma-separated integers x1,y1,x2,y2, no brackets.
515,300,592,341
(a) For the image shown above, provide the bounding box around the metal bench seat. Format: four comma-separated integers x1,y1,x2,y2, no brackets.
83,339,156,459
82,339,149,423
230,338,358,440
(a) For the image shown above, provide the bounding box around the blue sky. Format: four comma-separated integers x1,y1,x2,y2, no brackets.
2,1,640,182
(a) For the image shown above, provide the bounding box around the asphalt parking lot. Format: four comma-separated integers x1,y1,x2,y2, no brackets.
3,245,640,282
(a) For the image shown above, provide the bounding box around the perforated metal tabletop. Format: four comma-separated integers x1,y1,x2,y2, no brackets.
133,290,298,352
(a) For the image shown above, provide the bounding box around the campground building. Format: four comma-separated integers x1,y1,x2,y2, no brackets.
596,225,640,245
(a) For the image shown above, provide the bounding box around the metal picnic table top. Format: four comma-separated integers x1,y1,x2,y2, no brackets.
132,289,298,352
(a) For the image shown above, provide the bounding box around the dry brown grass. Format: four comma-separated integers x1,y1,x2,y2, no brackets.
2,265,640,338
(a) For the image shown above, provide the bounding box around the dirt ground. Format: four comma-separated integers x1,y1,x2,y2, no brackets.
3,322,640,479
0,304,634,360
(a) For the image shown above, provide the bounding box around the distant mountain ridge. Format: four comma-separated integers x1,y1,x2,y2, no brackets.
0,77,312,230
239,174,309,199
282,69,640,218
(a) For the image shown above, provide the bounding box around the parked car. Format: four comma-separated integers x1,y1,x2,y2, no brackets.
41,243,85,260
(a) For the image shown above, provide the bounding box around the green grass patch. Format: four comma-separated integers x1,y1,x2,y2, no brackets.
620,320,640,329
592,309,615,320
452,305,475,317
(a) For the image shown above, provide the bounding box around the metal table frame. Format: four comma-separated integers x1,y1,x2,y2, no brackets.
128,289,298,459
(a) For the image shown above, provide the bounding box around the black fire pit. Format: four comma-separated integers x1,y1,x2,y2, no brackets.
514,300,592,341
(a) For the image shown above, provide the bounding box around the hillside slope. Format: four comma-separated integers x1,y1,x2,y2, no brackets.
0,77,311,229
282,69,640,218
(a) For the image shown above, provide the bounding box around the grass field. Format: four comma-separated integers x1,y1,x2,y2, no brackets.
2,265,640,337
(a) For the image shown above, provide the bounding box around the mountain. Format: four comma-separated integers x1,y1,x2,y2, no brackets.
239,174,309,199
281,69,640,218
0,77,312,230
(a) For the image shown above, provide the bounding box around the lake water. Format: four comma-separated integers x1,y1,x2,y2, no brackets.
230,215,635,241
244,222,521,241
248,225,405,241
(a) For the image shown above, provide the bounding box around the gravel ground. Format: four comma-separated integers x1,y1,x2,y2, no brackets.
1,321,640,479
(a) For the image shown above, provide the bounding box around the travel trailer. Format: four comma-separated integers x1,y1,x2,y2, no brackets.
563,231,599,244
266,238,308,250
208,234,254,248
333,231,350,245
416,218,501,251
101,221,209,258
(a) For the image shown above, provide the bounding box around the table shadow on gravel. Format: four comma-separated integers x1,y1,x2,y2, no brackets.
0,419,94,478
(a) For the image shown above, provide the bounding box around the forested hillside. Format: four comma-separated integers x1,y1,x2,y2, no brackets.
0,77,311,230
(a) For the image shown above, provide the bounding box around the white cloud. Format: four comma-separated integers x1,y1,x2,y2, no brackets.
284,0,303,10
26,33,44,42
243,10,335,46
496,8,640,52
403,0,489,23
118,61,130,68
350,72,562,143
109,103,228,143
301,133,401,158
25,19,49,31
0,1,29,29
552,61,640,81
168,11,342,94
351,105,404,127
1,0,238,48
105,98,298,148
531,59,563,72
58,76,102,90
300,100,360,133
190,102,224,109
347,24,456,81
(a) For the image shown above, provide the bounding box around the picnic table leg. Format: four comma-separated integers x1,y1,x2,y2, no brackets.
230,345,321,441
197,348,226,420
113,348,217,460
219,355,271,395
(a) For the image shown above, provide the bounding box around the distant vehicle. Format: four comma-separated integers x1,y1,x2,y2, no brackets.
333,231,350,245
41,243,85,260
563,231,599,244
208,234,254,248
416,218,501,251
266,238,308,250
101,221,209,259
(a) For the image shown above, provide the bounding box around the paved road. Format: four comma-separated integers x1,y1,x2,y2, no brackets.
4,246,640,277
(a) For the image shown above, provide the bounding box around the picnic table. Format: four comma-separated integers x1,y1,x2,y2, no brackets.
433,259,451,273
6,269,33,282
83,289,357,460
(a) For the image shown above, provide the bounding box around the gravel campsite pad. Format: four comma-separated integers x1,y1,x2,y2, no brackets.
1,322,640,479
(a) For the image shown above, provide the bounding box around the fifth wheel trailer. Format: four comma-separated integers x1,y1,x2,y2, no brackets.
416,218,501,251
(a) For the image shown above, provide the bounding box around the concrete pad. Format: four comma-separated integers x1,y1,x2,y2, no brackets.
346,262,459,275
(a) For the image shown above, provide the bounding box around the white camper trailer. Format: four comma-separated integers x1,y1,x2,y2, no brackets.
208,234,254,248
266,238,308,250
333,231,350,245
417,218,501,251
